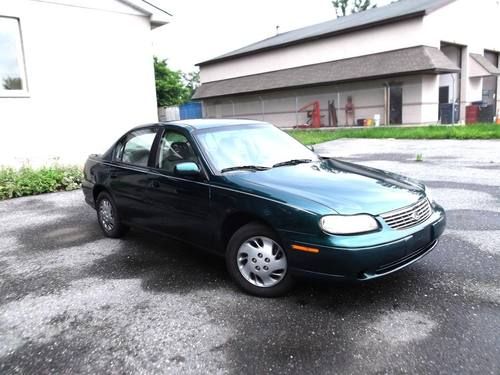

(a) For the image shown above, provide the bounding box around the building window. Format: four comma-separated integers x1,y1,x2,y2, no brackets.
0,17,27,95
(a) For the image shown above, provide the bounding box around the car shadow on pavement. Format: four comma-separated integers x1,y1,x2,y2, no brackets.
84,229,232,295
13,210,104,252
10,206,452,307
85,226,423,306
10,207,413,304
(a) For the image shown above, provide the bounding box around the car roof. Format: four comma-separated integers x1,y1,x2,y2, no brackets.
160,119,270,131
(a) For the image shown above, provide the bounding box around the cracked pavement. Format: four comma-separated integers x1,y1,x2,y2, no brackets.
1,139,499,374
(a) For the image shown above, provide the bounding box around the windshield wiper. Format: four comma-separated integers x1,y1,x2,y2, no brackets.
272,159,313,168
221,165,270,173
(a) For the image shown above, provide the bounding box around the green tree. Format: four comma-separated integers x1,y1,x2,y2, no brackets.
182,70,200,101
2,76,22,90
332,0,375,17
154,57,189,107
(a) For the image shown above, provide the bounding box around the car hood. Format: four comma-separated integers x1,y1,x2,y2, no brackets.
221,159,425,215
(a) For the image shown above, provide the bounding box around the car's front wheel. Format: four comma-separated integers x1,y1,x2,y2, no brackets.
96,191,128,238
226,222,294,297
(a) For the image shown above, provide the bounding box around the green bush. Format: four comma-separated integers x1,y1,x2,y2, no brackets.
0,166,83,200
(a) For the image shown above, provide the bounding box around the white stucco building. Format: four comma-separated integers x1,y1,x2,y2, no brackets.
194,0,500,128
0,0,169,166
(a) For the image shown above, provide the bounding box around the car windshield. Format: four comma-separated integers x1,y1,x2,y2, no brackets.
195,124,319,172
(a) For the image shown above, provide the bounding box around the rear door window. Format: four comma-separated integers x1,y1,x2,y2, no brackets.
117,128,157,167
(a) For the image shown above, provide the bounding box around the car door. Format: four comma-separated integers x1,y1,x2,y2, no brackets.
145,127,212,249
108,126,160,227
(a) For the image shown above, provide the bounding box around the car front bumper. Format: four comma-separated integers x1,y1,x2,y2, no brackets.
281,204,446,281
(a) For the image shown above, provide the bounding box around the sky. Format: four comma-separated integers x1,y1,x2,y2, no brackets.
151,0,393,73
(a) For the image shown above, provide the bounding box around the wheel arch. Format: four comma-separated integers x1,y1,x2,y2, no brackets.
219,211,279,253
92,184,110,203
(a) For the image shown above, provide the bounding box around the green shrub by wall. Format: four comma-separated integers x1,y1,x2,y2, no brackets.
0,166,83,200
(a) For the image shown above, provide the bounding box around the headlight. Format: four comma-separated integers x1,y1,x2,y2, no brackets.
319,214,379,235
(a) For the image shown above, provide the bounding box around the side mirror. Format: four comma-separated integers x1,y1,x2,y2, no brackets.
174,162,201,178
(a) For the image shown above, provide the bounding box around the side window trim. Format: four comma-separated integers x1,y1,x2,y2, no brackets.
113,140,125,162
147,127,163,168
152,127,168,169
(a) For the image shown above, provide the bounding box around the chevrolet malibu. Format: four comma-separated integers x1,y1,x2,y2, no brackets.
83,119,446,297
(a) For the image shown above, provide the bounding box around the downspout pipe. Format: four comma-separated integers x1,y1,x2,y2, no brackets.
450,74,456,125
258,96,265,120
295,95,299,126
229,99,236,117
383,82,391,125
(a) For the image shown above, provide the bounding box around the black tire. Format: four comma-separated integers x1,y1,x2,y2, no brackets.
96,191,128,238
226,222,294,297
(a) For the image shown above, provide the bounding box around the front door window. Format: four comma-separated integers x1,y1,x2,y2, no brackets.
157,131,198,173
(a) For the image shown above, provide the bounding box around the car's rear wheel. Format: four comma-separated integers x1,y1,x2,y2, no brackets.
96,192,128,238
226,222,294,297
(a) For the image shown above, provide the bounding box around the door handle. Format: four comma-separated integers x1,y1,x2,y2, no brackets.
151,180,160,188
110,173,117,179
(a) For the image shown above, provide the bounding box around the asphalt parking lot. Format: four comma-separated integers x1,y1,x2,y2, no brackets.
1,139,499,374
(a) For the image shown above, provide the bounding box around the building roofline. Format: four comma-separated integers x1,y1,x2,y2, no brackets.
140,0,173,16
197,12,425,66
198,0,456,67
193,45,460,100
193,70,447,100
470,53,500,76
200,45,442,84
118,0,171,27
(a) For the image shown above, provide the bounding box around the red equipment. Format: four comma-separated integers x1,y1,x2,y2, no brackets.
465,105,480,124
295,101,322,128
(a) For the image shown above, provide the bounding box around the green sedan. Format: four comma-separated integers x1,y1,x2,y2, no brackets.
83,119,446,297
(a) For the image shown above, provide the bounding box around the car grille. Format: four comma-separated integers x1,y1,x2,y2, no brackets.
381,198,432,230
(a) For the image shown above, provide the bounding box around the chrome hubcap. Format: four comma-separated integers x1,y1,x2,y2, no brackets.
237,236,287,288
99,199,114,232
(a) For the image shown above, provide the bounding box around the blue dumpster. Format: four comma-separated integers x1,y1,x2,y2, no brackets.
179,102,202,120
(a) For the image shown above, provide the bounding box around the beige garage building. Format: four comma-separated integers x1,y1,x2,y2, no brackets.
193,0,500,127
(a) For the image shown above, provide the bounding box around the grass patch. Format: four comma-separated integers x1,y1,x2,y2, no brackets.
288,124,500,145
0,165,83,200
